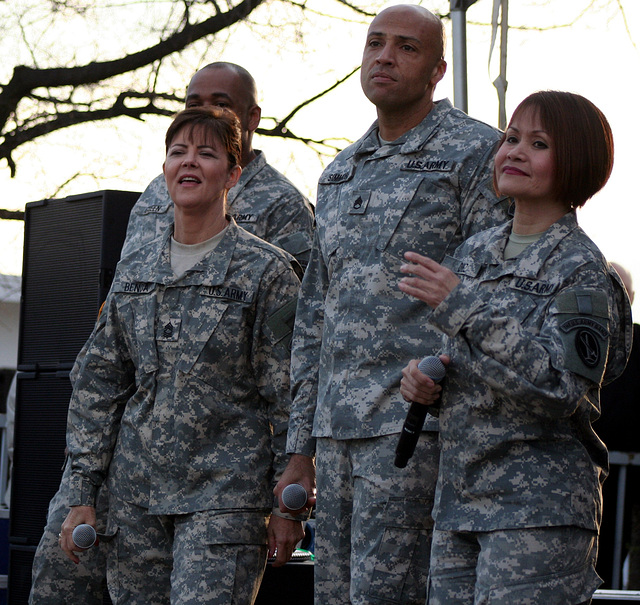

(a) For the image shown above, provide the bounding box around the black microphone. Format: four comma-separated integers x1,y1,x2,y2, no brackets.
394,356,446,469
281,483,308,511
72,524,97,549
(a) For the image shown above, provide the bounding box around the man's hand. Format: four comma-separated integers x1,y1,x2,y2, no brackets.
267,515,305,567
59,505,97,563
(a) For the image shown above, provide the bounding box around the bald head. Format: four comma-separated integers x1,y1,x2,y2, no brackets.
372,5,445,59
611,262,635,304
199,62,258,107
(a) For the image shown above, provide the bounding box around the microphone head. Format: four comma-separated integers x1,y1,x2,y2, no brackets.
417,356,446,382
281,483,308,511
72,524,97,549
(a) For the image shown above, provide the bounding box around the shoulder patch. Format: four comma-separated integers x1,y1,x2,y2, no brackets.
554,290,611,384
266,298,297,349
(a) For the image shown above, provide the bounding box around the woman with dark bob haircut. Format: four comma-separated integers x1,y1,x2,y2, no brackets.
398,91,632,604
59,106,304,603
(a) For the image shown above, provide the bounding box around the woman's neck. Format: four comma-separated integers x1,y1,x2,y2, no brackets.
511,199,570,235
173,207,229,245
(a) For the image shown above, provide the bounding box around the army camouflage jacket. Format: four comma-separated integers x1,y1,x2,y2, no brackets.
430,212,632,532
121,150,314,267
66,219,300,515
287,98,511,456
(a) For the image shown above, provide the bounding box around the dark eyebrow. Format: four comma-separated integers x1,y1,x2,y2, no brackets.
185,92,232,103
367,31,422,45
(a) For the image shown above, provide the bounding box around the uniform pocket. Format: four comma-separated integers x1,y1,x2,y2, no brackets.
368,497,433,602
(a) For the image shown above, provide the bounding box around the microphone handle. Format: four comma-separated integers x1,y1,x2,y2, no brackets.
394,401,430,469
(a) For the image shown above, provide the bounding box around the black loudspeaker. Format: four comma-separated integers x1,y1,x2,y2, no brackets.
10,372,71,546
18,190,140,371
256,560,314,605
9,190,139,605
6,547,36,605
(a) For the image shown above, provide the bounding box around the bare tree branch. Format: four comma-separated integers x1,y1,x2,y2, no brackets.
0,0,265,175
0,208,24,221
258,66,360,136
0,0,381,180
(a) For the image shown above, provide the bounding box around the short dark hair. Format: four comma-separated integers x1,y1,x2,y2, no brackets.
165,106,242,167
495,90,614,208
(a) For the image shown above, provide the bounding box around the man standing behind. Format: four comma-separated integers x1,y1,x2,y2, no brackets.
121,61,314,267
29,62,313,605
275,6,510,604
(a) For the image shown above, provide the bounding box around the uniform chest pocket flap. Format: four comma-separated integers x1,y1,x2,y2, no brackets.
175,294,230,377
112,283,159,374
374,180,423,253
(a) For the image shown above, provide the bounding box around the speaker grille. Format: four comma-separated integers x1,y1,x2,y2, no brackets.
10,372,70,545
18,190,139,370
10,190,138,604
7,546,36,604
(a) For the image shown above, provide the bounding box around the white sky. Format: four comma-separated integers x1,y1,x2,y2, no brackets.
1,0,639,317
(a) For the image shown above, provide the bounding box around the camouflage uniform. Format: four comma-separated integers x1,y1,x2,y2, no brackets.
426,212,633,604
286,99,511,605
121,149,314,267
60,219,298,604
29,149,312,604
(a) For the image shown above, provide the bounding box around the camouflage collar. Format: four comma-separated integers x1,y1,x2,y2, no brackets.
352,98,455,159
123,218,240,287
457,212,580,279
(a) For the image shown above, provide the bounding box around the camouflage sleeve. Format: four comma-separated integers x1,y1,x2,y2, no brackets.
286,230,326,456
66,295,135,506
252,261,301,482
120,174,170,258
602,264,634,386
430,262,626,420
460,141,512,239
263,190,315,269
69,300,108,385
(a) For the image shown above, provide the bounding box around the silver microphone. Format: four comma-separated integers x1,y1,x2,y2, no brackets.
72,524,97,549
281,483,308,511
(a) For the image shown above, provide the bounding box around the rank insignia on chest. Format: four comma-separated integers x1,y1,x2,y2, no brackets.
157,317,181,341
347,190,371,215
